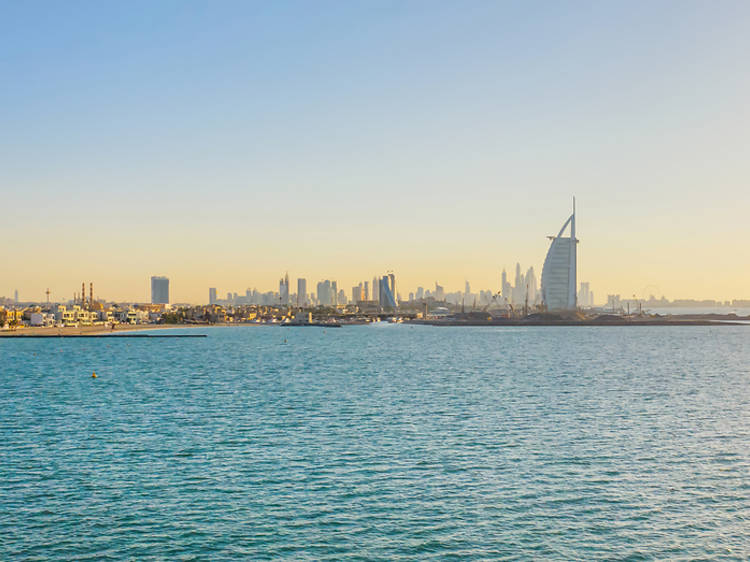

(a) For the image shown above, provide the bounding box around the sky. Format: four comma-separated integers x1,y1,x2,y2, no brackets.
2,1,749,303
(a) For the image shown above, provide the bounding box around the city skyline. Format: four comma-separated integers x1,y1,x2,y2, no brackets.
3,263,746,308
3,2,750,302
2,196,744,305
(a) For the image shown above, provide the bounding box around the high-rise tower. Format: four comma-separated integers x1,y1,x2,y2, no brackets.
541,199,577,310
151,276,170,304
279,273,290,305
297,278,307,306
379,274,397,310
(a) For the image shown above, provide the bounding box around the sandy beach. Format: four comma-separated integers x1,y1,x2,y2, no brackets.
0,324,189,337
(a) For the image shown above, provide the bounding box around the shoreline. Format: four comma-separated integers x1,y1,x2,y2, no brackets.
413,319,746,327
1,317,748,337
0,322,314,337
0,324,192,337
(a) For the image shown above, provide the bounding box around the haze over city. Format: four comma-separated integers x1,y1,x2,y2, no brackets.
3,1,749,303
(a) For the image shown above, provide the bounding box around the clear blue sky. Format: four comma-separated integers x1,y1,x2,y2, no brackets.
2,1,749,302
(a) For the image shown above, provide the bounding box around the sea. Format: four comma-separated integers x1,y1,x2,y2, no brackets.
2,325,749,560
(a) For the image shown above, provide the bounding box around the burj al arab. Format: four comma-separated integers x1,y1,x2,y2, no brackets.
541,200,578,311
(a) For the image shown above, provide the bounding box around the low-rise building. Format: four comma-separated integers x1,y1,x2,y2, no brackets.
55,305,99,326
30,312,56,327
117,307,148,324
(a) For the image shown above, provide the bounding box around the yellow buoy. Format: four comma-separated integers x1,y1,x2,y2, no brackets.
92,372,97,378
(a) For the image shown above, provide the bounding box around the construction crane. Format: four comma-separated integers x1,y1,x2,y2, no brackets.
481,291,503,313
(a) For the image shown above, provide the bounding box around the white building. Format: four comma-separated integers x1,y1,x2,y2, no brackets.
118,307,148,324
30,312,55,327
541,201,578,311
578,282,593,307
55,305,98,326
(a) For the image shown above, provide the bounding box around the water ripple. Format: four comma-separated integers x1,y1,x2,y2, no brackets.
1,326,749,559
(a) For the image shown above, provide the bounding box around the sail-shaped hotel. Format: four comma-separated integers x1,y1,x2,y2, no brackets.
541,201,578,311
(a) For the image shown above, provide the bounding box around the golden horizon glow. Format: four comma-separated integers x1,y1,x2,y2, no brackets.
3,3,750,303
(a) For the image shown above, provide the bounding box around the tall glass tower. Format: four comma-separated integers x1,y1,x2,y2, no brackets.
151,276,170,304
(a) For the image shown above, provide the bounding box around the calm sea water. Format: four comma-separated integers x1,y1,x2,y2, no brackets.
2,325,749,560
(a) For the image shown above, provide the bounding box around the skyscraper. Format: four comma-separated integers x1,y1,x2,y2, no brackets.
317,280,332,306
209,287,217,305
279,273,290,305
578,282,592,307
151,276,169,304
435,282,445,301
379,275,397,309
512,263,525,305
297,278,307,306
501,269,511,302
526,266,538,304
541,200,577,310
